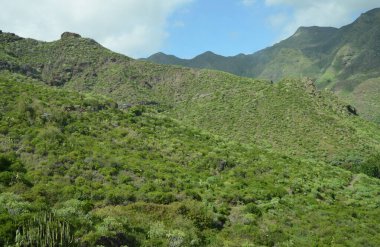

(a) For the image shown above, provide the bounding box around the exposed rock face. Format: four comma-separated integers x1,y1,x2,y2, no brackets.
0,61,39,78
61,32,81,39
302,77,318,96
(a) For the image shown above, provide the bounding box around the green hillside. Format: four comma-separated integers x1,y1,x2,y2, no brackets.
145,8,380,122
1,31,380,169
1,73,380,246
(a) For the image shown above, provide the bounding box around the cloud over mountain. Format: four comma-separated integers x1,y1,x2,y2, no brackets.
265,0,380,39
0,0,192,58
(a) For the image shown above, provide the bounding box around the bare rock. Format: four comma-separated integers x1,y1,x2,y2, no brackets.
302,77,317,96
61,32,81,39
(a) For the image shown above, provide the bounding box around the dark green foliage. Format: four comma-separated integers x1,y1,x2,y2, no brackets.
359,154,380,178
0,213,16,246
244,203,262,217
0,153,28,186
0,154,13,171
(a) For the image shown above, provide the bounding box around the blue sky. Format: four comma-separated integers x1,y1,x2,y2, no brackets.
163,0,379,58
0,0,379,58
165,0,279,58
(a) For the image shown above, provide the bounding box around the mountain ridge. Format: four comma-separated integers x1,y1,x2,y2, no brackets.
145,8,380,122
1,29,380,169
1,16,380,246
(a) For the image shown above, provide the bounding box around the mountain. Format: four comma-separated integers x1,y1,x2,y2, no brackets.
1,30,380,169
145,8,380,122
1,72,380,246
146,51,252,78
1,24,380,245
2,30,380,168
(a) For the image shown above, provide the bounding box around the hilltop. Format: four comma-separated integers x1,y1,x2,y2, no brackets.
146,8,380,122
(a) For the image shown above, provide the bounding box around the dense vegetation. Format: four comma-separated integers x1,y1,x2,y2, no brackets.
1,31,380,169
1,73,380,246
146,8,380,122
1,16,380,245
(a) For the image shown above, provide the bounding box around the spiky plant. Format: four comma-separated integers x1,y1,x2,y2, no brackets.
15,212,77,247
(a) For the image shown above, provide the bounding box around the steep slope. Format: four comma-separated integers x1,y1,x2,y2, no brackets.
168,76,380,164
1,74,380,246
1,31,380,168
145,8,380,122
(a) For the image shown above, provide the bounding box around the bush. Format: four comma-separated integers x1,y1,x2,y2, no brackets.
0,213,16,246
359,154,380,178
146,192,176,204
0,171,13,186
244,203,262,216
0,154,14,172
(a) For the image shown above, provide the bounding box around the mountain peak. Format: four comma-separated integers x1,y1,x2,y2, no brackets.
155,52,166,56
293,26,337,37
356,7,380,23
361,7,380,16
61,32,82,39
0,31,23,42
148,52,178,59
201,51,216,56
194,51,220,59
148,52,170,58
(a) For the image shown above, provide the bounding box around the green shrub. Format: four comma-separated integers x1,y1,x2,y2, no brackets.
359,154,380,178
0,153,14,172
0,171,13,186
0,213,16,246
244,203,262,216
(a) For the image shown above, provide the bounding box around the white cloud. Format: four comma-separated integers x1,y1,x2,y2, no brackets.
241,0,256,7
0,0,192,58
265,0,380,40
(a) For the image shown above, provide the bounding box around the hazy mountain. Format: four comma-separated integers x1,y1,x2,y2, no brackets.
146,8,380,122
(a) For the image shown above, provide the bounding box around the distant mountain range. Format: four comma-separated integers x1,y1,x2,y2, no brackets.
145,8,380,122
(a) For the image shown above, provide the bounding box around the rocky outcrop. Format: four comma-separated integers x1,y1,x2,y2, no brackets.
0,32,23,42
0,61,39,78
301,77,318,96
61,32,81,39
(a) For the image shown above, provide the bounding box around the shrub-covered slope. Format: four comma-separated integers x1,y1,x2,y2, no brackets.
146,8,380,122
1,74,380,246
1,31,380,167
167,75,380,164
147,8,380,83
